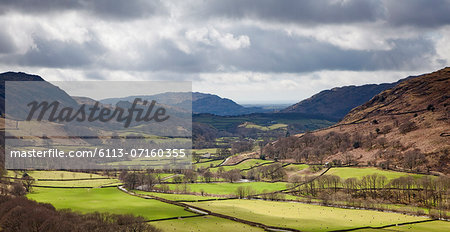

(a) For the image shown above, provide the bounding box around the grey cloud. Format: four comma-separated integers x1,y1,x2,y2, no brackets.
0,25,439,73
135,39,213,73
194,0,382,24
219,29,437,72
1,0,449,27
3,35,105,68
0,30,16,54
117,27,438,73
383,0,450,27
191,0,450,28
0,0,446,74
0,0,166,20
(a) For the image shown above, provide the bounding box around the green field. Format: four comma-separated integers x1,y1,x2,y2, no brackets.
209,159,273,172
193,148,218,154
35,179,121,187
284,164,309,172
135,190,224,201
193,159,224,169
380,220,449,232
327,167,424,181
28,187,195,220
191,200,429,232
242,123,288,131
351,220,449,232
151,215,264,232
8,170,106,179
164,182,287,196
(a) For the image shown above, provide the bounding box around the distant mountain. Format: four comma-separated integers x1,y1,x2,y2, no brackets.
280,78,412,121
192,92,268,116
0,72,192,138
101,92,269,116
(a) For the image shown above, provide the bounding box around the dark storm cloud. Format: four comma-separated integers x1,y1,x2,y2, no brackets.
192,0,450,28
194,0,382,24
1,0,449,27
384,0,450,27
2,36,105,68
0,0,166,19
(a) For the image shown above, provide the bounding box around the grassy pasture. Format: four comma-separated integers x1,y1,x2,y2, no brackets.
351,220,449,232
164,182,287,196
327,167,424,181
382,220,449,232
34,179,121,187
284,164,309,172
134,190,224,201
192,148,218,154
150,215,264,232
8,170,105,180
191,200,428,232
209,159,273,172
28,187,195,220
242,123,288,131
193,159,224,169
155,173,176,179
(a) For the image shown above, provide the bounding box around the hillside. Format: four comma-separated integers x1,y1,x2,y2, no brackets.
0,72,78,118
102,92,269,116
280,78,412,121
265,68,450,174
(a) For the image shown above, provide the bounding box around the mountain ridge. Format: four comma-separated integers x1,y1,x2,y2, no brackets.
101,92,269,116
280,77,414,121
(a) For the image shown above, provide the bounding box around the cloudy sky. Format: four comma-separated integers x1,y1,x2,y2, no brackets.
0,0,449,103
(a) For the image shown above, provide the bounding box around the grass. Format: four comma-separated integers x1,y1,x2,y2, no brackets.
156,173,176,179
104,157,191,169
150,215,264,232
209,159,273,172
351,220,449,232
134,190,224,201
34,179,121,187
193,159,224,169
242,123,288,131
28,187,195,220
284,164,309,172
8,170,105,179
327,167,424,181
191,200,428,232
383,220,449,232
164,182,287,196
192,148,218,154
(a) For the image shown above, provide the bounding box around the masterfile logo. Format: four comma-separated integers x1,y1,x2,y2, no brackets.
4,81,192,170
26,98,170,128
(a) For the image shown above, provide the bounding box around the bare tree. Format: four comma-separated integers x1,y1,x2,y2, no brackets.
22,176,35,193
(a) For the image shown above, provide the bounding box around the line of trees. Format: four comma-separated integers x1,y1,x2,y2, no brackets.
289,173,449,218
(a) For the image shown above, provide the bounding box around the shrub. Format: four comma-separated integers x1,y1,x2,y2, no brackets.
399,121,417,134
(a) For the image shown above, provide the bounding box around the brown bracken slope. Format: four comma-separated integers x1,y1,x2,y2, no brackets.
327,67,449,173
267,67,449,174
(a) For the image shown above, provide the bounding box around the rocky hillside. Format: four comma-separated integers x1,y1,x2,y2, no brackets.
265,68,450,174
